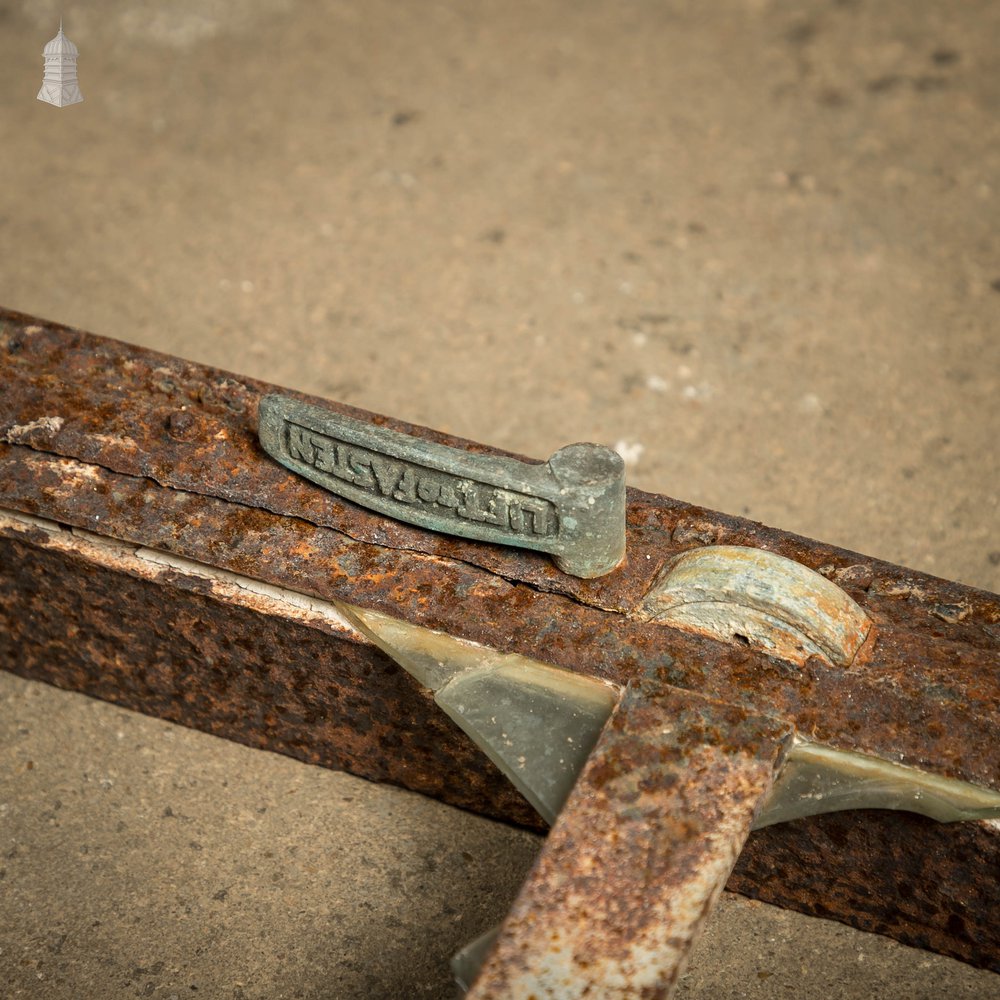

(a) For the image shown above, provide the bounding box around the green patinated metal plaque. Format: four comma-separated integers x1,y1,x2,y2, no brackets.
258,395,627,578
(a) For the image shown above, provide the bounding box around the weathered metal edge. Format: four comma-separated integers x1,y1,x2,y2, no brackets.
3,510,998,972
2,306,999,626
1,445,997,793
0,510,543,828
467,685,794,997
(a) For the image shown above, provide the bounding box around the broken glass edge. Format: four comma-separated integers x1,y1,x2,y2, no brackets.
755,738,1000,829
335,603,619,824
452,926,501,993
341,603,1000,831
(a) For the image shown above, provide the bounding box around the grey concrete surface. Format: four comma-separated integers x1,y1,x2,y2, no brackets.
3,672,999,1000
1,0,998,997
0,673,541,999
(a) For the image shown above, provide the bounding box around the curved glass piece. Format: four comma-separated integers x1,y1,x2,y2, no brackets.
756,740,1000,829
338,604,618,824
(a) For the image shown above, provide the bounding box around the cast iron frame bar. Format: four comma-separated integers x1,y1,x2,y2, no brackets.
1,308,998,982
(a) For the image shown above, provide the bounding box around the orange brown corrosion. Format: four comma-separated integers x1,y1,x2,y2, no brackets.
1,306,998,975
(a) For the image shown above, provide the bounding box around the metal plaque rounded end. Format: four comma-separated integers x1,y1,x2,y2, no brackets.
548,443,627,578
548,443,625,489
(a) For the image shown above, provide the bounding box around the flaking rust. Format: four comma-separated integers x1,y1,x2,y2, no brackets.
467,687,793,999
1,306,999,991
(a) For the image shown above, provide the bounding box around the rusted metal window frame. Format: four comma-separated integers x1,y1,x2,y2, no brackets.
2,308,998,992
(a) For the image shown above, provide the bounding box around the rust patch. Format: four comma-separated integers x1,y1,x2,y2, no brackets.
0,526,541,828
2,305,999,627
1,446,996,791
468,685,792,998
731,812,1000,971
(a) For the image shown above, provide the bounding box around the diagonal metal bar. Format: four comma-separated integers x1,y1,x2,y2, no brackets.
466,684,792,998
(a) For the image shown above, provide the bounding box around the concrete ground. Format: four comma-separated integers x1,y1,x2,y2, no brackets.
1,0,998,997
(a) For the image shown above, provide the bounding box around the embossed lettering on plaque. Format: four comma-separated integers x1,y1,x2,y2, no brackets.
258,395,626,579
